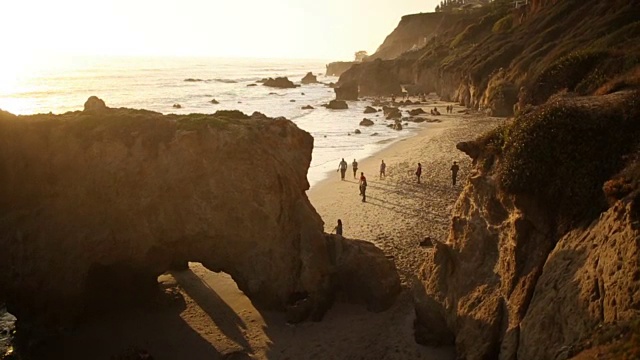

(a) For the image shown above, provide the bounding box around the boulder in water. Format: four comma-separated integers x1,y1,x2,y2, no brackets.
301,72,319,84
364,106,377,114
359,118,374,126
210,99,220,104
354,129,361,134
325,100,348,110
302,105,314,110
172,104,182,109
408,108,426,116
263,77,297,89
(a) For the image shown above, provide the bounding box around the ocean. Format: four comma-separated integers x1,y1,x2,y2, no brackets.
0,56,423,186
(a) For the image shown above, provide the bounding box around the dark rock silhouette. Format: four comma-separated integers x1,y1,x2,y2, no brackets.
334,81,358,101
324,100,348,110
0,97,400,332
301,72,319,84
359,118,374,126
263,77,297,88
363,106,377,114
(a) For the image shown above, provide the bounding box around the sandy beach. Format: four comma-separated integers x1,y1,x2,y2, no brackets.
33,101,501,360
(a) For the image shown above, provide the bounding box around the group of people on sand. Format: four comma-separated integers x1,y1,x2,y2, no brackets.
337,157,461,199
333,159,461,236
445,105,454,114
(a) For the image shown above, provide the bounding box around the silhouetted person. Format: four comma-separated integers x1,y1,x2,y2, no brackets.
451,161,460,186
380,160,386,179
352,159,358,179
415,163,422,184
334,219,343,236
337,158,348,180
359,172,367,202
391,94,396,103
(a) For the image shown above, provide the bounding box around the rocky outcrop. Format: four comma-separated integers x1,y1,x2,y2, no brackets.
415,92,640,359
369,12,456,60
301,72,319,84
0,97,400,330
359,118,374,126
84,96,107,113
325,62,355,77
334,81,359,101
263,77,297,88
336,2,640,116
324,100,348,110
337,59,404,97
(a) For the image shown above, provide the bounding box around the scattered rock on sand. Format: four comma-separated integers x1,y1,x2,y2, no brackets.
301,72,319,84
364,106,377,114
408,108,426,116
263,77,297,88
383,106,401,120
324,100,348,110
354,129,361,134
302,105,314,110
359,118,374,126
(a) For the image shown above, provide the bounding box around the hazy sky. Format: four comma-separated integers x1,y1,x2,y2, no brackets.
4,0,440,61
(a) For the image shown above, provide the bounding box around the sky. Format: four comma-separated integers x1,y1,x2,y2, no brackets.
3,0,441,61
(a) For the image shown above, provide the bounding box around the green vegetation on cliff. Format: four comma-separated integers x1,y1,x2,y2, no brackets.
339,0,640,115
475,90,640,228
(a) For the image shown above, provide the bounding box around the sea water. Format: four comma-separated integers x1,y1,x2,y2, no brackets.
0,56,424,186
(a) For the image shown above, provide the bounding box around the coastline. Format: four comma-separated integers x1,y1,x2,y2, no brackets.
33,99,500,360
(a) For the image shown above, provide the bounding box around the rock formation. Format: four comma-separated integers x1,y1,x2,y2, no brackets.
0,97,400,331
334,81,359,101
263,77,297,88
325,62,355,77
301,72,319,84
334,1,640,116
359,118,374,126
324,100,348,110
363,106,377,114
415,91,640,359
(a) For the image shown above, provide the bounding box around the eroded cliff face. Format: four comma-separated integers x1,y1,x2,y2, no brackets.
0,98,400,329
336,1,640,116
369,13,458,61
415,91,640,359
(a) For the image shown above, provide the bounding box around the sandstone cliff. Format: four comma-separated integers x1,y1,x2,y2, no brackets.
415,91,640,359
337,0,640,116
0,98,400,330
369,12,458,61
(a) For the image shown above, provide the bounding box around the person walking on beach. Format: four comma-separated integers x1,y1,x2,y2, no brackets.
451,161,460,186
415,163,422,184
352,159,358,179
337,158,348,180
334,219,343,236
379,160,386,179
359,172,368,202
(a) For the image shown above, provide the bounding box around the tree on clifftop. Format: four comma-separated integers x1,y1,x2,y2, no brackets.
355,51,368,62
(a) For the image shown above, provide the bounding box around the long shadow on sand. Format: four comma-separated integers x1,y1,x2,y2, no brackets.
171,269,252,352
365,196,422,217
28,286,223,360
